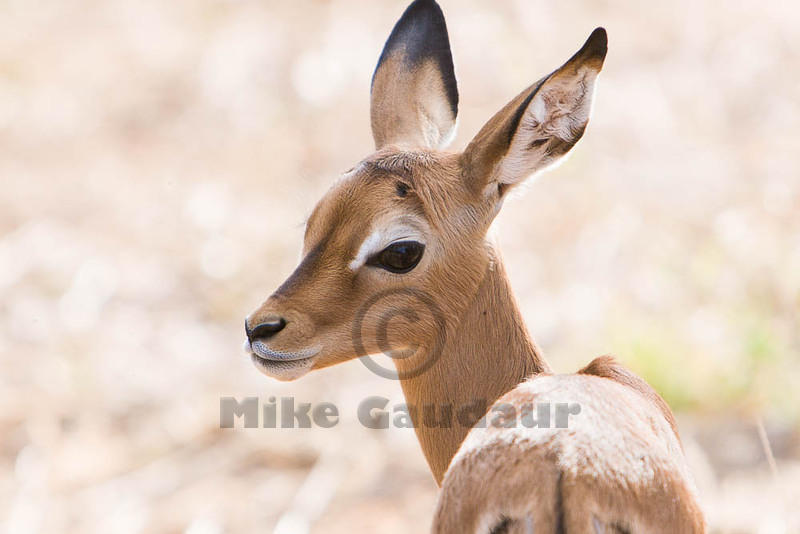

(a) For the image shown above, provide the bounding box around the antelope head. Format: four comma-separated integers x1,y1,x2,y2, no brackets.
245,0,607,381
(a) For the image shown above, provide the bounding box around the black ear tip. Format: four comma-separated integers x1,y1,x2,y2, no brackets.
410,0,442,9
374,0,458,116
583,27,608,61
405,0,444,18
389,0,448,45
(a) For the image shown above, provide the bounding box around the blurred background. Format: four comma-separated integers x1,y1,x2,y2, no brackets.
1,0,799,532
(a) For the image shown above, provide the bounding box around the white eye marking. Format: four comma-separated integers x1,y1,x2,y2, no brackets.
349,230,383,271
348,221,424,271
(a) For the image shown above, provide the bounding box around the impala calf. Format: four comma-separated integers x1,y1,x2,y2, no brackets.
244,0,705,531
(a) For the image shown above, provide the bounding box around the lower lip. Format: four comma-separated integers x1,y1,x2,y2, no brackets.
250,353,314,373
249,340,320,362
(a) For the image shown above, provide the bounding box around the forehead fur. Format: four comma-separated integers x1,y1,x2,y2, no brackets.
364,149,471,228
363,150,439,178
303,148,478,256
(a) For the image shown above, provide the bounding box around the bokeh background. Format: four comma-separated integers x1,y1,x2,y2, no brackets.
2,0,799,532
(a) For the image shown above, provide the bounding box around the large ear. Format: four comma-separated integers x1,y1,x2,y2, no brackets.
462,28,607,197
370,0,459,150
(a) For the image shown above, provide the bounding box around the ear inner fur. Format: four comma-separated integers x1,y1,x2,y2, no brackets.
462,27,608,197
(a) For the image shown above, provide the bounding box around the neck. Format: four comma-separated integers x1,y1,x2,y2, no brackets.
395,255,550,484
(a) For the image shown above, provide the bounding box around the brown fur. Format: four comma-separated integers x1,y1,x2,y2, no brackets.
245,4,705,532
579,354,682,445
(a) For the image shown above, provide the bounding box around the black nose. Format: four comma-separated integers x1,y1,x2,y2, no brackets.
246,318,287,342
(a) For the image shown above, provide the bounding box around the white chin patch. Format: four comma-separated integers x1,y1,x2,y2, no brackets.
250,354,314,381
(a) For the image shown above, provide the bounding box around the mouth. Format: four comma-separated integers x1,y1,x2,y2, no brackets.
243,339,321,380
248,339,321,361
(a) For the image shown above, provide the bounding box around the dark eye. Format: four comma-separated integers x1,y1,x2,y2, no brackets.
369,241,425,274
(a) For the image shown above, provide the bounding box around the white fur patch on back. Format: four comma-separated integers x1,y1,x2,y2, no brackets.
448,374,694,492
